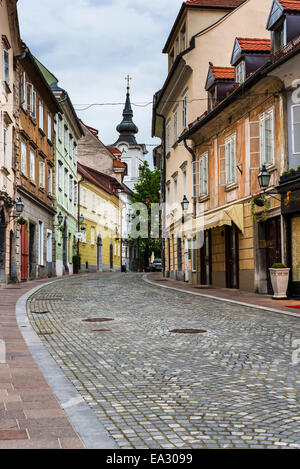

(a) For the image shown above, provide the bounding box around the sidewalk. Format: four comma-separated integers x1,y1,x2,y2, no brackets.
146,273,300,318
0,277,85,449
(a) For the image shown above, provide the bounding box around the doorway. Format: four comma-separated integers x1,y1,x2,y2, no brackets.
110,243,113,270
184,238,189,282
97,234,103,272
0,209,7,282
21,223,29,281
265,216,282,294
201,230,212,285
225,225,239,289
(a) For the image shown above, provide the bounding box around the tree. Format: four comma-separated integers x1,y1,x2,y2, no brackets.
130,161,161,271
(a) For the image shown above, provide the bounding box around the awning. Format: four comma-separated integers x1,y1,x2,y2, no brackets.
203,204,244,233
180,203,244,236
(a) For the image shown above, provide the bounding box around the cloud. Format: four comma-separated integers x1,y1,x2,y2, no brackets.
18,0,183,161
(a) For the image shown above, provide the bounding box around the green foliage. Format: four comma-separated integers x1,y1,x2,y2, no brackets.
271,263,287,269
251,194,270,224
72,255,81,274
130,162,162,265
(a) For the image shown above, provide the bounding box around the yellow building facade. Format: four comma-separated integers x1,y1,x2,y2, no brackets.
78,163,122,272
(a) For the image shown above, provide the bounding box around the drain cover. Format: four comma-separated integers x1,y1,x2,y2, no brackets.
32,311,50,315
170,329,207,334
92,329,111,332
37,332,53,336
35,298,62,301
83,318,114,323
156,279,168,282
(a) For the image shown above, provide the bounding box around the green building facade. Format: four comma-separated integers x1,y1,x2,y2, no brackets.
36,59,83,276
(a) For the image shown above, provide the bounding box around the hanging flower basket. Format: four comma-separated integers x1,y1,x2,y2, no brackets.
17,217,26,226
251,194,270,224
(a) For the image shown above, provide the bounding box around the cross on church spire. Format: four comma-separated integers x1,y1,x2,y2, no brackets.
125,74,132,92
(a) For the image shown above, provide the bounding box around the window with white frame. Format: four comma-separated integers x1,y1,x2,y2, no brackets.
91,227,95,246
58,115,62,141
20,72,27,110
39,161,45,188
182,168,187,198
64,126,68,151
3,49,9,84
21,142,27,175
74,182,78,204
47,114,52,141
173,177,178,205
292,104,300,154
82,188,87,207
199,152,208,196
38,221,44,266
48,167,53,195
69,175,73,201
97,197,101,214
166,120,171,155
260,109,274,165
39,101,44,131
29,150,35,182
28,84,36,120
235,60,245,84
64,169,68,195
173,107,178,143
58,162,63,189
73,142,77,163
182,91,188,129
92,194,96,211
2,126,8,169
225,134,237,185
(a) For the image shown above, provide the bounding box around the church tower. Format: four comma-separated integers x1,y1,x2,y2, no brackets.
114,76,148,191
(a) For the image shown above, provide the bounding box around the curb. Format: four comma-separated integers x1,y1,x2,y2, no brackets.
143,275,300,320
16,276,119,450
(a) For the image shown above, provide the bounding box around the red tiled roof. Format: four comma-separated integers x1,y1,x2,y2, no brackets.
210,66,235,79
113,159,126,168
278,0,300,12
78,163,123,197
185,0,245,6
237,37,271,52
107,146,122,155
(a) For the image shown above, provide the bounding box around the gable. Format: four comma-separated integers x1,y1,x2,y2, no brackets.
267,0,284,30
231,37,242,65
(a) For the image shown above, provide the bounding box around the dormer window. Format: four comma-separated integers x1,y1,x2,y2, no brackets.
235,60,245,84
273,19,285,52
208,86,217,112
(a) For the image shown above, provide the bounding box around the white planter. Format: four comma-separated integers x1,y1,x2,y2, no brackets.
269,268,290,299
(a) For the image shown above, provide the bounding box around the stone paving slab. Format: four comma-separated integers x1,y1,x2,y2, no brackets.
26,272,300,449
146,273,300,317
0,278,85,449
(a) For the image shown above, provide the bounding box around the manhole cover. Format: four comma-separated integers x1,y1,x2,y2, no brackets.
34,298,62,301
170,329,207,334
83,318,114,323
92,329,111,332
37,332,53,336
32,311,50,315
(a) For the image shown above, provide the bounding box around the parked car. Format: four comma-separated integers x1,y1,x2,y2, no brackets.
151,259,162,272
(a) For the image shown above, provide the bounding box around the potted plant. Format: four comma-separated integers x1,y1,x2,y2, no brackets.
269,263,290,299
17,216,26,226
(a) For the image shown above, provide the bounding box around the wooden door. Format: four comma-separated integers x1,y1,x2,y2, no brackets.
201,230,212,285
225,225,239,289
21,224,29,281
265,217,282,294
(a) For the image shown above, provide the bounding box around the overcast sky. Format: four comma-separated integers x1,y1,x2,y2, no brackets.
18,0,184,161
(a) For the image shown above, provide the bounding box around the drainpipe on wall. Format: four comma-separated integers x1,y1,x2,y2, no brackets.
155,112,166,276
77,176,84,257
183,138,197,218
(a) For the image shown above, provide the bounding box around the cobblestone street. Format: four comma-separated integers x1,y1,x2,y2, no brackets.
27,273,300,449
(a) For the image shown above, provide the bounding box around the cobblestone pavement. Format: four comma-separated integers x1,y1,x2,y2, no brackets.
27,273,300,449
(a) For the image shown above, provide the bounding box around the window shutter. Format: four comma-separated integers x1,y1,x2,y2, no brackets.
219,144,226,186
292,105,300,154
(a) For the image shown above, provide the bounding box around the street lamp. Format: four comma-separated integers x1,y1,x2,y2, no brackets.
181,195,189,225
80,214,84,225
15,197,24,215
57,212,64,226
258,165,271,189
